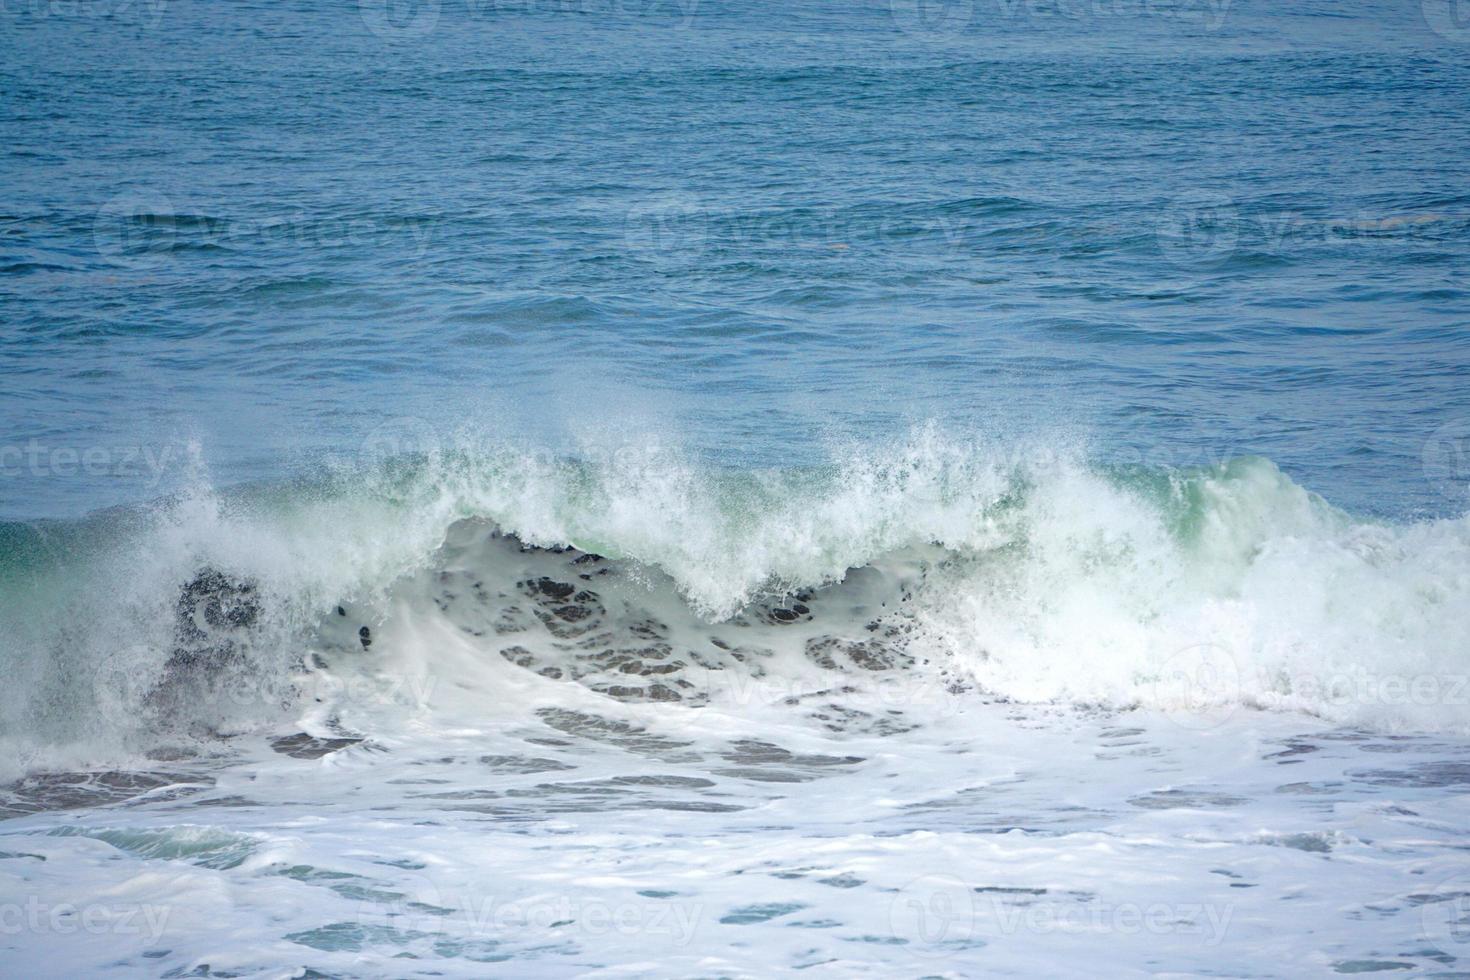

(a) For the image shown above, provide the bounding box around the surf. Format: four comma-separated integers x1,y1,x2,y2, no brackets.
2,431,1467,781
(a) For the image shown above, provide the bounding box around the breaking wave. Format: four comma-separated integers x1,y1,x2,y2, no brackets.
2,430,1468,778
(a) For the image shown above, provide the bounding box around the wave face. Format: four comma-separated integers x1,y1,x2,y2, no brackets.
2,434,1468,778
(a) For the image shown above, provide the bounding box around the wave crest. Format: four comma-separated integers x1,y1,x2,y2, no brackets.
2,433,1467,778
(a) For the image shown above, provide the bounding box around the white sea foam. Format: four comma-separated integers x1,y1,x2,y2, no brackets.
3,435,1470,975
2,430,1468,784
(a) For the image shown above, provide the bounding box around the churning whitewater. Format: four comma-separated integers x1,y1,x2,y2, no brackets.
4,434,1469,784
5,438,1470,977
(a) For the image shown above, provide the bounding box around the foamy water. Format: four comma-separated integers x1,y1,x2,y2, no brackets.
3,441,1470,974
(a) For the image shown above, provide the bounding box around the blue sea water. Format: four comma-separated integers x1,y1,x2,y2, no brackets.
3,1,1470,976
3,0,1468,519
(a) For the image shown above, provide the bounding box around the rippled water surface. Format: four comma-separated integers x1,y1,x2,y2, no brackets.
3,0,1469,517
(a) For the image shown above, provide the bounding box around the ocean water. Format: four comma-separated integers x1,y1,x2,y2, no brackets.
3,0,1470,975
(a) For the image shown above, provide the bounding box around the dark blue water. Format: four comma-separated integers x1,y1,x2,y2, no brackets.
2,0,1468,519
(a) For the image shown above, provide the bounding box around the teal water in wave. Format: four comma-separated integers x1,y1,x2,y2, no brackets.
2,0,1469,520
